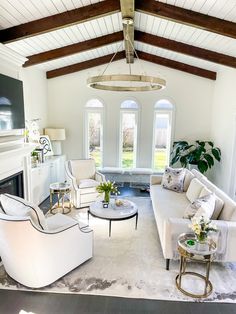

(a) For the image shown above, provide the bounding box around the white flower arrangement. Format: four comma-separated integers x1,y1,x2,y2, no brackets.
189,215,217,242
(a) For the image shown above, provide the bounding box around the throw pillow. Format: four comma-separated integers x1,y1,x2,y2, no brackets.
0,194,47,230
183,193,216,219
185,178,205,203
161,167,185,193
199,187,224,220
183,169,195,192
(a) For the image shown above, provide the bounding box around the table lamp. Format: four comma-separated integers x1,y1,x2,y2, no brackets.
45,128,66,155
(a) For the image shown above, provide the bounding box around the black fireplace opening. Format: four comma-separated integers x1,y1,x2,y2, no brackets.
0,171,24,198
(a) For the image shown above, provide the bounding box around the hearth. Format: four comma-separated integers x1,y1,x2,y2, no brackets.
0,171,24,198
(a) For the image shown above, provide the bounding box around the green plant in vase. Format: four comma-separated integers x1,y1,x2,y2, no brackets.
96,181,119,204
189,216,217,243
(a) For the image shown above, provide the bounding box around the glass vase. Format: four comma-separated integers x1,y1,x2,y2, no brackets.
104,191,110,203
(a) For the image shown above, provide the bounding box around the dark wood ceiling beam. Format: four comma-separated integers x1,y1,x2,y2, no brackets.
0,0,120,43
135,31,236,68
136,0,236,39
120,0,135,63
137,50,216,80
24,31,123,67
46,51,125,79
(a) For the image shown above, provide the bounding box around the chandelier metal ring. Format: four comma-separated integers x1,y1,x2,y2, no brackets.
87,74,166,92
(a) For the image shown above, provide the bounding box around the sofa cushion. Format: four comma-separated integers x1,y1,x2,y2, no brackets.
150,184,190,243
79,179,99,188
199,186,224,220
186,178,205,203
183,169,195,192
197,176,236,221
183,193,215,219
161,167,185,193
0,194,46,230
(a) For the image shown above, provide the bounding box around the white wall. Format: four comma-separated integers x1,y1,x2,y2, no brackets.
47,59,214,167
210,67,236,196
21,67,48,132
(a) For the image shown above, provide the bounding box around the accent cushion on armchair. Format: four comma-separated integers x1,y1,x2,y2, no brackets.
65,159,105,208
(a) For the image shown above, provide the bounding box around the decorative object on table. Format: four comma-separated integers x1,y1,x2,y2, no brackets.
50,182,72,215
39,135,53,157
30,150,39,167
44,128,66,155
170,140,221,173
176,233,217,298
96,181,119,208
189,215,217,245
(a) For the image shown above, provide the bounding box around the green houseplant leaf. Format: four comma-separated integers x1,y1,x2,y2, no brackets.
170,140,221,173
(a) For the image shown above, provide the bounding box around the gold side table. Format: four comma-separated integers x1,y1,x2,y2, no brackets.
50,182,72,215
175,233,217,298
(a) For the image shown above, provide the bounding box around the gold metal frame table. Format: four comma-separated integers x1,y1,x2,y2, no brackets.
50,182,72,214
175,233,217,298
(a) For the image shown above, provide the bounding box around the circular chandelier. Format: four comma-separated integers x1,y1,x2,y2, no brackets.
87,18,166,92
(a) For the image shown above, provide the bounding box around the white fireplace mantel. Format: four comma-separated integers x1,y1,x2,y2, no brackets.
0,143,36,201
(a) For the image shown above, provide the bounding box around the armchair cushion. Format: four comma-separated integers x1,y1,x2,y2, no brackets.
69,159,96,184
79,179,100,188
0,194,47,230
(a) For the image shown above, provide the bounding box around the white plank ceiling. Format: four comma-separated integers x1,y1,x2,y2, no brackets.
0,0,236,75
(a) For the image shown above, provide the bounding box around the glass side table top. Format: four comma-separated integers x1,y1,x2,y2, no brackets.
178,233,217,257
50,182,71,191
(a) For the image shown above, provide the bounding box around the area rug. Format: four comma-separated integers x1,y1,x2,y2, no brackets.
0,196,236,303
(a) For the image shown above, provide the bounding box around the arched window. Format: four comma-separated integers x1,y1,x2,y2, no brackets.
85,99,104,167
152,99,174,172
119,99,139,168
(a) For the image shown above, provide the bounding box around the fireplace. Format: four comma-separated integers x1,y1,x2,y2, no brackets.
0,171,24,198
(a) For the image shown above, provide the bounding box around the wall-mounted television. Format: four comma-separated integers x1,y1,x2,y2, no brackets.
0,73,25,131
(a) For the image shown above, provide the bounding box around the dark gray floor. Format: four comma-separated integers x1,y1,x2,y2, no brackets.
2,185,235,313
0,290,236,314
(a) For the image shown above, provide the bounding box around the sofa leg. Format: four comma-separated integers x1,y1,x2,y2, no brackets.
166,259,170,270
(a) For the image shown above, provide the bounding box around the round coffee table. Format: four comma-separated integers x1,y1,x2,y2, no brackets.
88,199,138,237
176,233,217,298
50,182,72,214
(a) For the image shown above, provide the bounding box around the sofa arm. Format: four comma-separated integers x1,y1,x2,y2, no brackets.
150,175,162,185
95,171,105,182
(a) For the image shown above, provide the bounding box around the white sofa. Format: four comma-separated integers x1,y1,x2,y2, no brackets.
150,169,236,270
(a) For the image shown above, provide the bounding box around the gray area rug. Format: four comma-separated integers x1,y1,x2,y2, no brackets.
0,196,236,303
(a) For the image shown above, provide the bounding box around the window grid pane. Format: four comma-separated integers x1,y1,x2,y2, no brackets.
154,113,170,172
121,112,136,168
88,112,102,167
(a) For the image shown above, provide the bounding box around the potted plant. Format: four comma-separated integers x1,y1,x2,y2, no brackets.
189,215,217,243
170,140,221,173
96,181,119,207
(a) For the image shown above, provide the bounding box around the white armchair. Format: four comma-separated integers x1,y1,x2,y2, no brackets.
0,212,93,288
65,159,105,208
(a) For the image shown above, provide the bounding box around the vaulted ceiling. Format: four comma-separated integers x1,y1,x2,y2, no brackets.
0,0,236,80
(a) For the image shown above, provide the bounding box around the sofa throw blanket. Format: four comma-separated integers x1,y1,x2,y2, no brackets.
169,219,228,261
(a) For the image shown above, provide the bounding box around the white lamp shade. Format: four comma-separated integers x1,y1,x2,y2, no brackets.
45,128,66,141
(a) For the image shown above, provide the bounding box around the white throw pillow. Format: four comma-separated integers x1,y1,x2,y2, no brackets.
79,179,100,188
0,194,47,230
183,169,195,192
186,178,205,203
199,187,224,220
183,193,216,219
194,193,216,219
161,167,185,193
